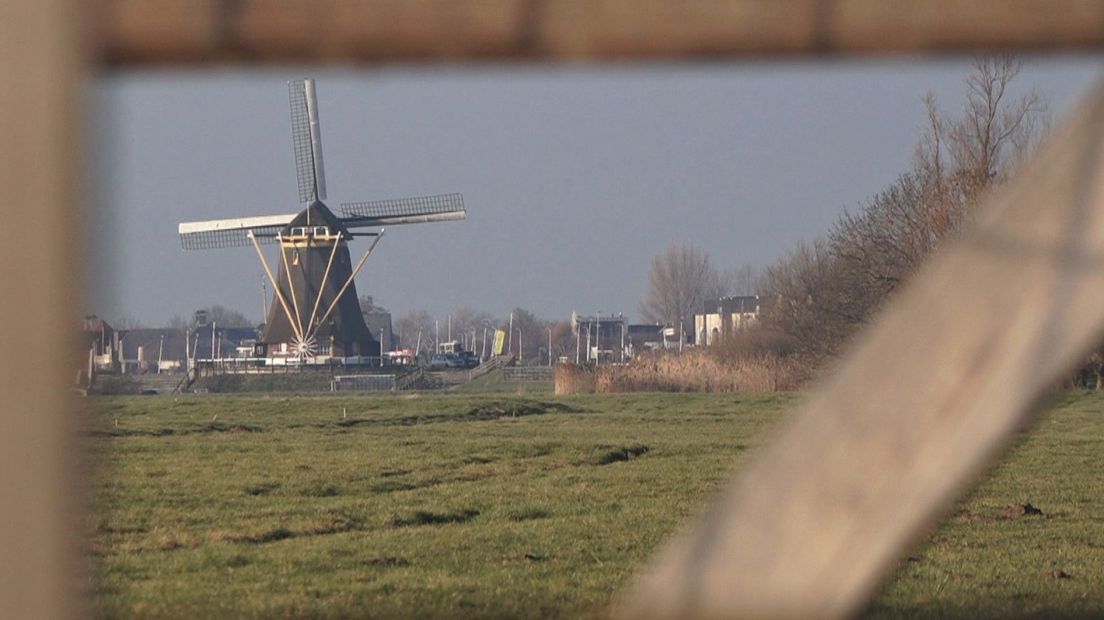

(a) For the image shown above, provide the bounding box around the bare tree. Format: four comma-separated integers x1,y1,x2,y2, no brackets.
639,242,725,327
448,306,497,351
111,315,147,330
759,240,855,355
915,54,1046,207
765,55,1047,357
358,294,388,314
394,310,433,353
203,305,251,327
502,307,544,362
167,314,190,331
723,264,759,296
546,320,575,363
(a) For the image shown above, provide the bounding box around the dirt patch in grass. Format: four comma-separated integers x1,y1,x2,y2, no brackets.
596,444,650,465
334,400,584,428
96,521,148,535
996,502,1045,519
363,556,412,567
955,503,1047,522
390,509,480,527
199,422,263,434
369,480,419,494
234,527,295,544
462,400,581,420
91,427,176,438
507,507,551,522
243,483,280,496
224,515,361,544
298,482,342,497
92,421,262,438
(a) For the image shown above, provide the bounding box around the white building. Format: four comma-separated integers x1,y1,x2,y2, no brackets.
694,296,760,346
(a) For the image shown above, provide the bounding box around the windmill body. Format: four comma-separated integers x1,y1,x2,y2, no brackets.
178,79,465,361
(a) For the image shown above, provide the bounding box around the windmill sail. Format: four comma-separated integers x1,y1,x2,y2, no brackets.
178,213,295,249
289,78,327,204
341,192,466,226
176,78,466,362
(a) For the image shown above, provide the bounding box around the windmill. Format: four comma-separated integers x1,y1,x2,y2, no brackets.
178,79,465,361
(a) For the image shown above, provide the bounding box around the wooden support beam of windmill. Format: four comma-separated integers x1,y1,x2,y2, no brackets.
92,0,1104,66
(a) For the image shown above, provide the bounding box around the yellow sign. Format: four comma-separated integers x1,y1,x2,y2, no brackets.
492,329,506,356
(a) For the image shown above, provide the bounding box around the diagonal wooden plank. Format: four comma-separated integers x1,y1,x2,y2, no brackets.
618,83,1104,619
91,0,1104,66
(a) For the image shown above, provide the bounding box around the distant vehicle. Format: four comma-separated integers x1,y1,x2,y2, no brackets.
385,349,416,366
460,351,481,368
429,353,466,370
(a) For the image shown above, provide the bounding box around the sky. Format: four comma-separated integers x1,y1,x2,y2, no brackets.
91,56,1102,327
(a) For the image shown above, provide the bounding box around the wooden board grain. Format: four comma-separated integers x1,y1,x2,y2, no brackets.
0,0,83,618
12,2,1104,618
618,83,1104,619
92,0,1104,65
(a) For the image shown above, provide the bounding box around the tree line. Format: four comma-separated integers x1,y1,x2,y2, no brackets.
640,56,1097,385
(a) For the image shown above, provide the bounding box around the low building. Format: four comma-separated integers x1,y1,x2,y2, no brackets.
80,315,119,372
362,312,394,353
694,295,760,347
571,312,629,364
118,325,260,372
626,323,667,352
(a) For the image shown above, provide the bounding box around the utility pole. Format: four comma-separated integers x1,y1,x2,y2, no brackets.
620,321,625,363
576,323,581,365
548,327,552,366
434,319,439,353
157,334,164,374
585,321,591,363
507,311,513,353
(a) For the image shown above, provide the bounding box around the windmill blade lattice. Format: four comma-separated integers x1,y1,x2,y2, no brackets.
289,78,327,204
179,226,283,250
341,193,465,220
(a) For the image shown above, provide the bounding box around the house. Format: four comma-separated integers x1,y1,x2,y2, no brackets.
694,295,760,347
80,315,119,372
362,312,394,353
571,312,630,364
626,323,667,352
117,324,261,373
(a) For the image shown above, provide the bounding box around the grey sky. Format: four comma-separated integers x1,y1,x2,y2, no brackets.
92,57,1101,326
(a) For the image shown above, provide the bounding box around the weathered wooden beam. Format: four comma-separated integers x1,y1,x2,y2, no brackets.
93,0,1104,66
0,0,83,618
618,84,1104,619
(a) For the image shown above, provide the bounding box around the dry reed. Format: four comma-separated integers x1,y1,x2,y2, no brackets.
595,350,808,393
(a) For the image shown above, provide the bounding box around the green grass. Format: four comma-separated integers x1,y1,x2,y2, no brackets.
87,391,1104,618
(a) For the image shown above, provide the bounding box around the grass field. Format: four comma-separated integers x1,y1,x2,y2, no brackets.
87,390,1104,618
